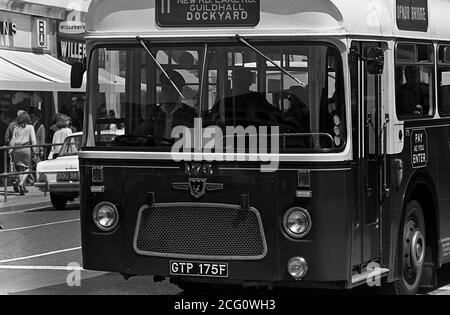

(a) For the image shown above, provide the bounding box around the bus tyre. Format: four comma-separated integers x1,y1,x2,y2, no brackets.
394,201,426,295
50,193,68,211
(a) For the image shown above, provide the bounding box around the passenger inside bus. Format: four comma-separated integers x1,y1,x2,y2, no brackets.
282,86,310,133
135,70,196,140
395,66,404,90
97,104,110,131
281,86,312,148
209,68,280,127
396,66,430,116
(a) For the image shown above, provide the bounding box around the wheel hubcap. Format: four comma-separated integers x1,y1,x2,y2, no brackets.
411,231,425,268
402,218,425,287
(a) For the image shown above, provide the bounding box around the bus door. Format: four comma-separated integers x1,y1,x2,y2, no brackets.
351,42,386,267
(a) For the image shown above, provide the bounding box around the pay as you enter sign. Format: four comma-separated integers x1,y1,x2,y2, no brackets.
156,0,260,27
411,129,428,168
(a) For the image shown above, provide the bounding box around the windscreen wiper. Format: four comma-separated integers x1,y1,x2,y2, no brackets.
136,36,185,100
235,34,305,87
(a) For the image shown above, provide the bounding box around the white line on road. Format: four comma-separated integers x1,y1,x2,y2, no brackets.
0,247,81,264
0,203,80,216
1,219,80,232
0,207,51,216
0,265,85,271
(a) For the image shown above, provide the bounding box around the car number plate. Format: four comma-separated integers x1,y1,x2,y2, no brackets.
170,261,228,278
57,172,79,182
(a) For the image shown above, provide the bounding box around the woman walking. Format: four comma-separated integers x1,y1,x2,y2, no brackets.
49,114,72,159
10,112,37,195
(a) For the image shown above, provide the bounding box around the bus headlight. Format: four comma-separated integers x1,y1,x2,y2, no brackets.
283,207,312,239
93,202,119,232
287,257,308,279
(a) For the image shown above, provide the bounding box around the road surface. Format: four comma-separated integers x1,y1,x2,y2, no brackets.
0,205,449,295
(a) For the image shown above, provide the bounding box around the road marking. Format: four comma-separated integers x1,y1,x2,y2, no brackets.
0,247,81,264
1,219,80,232
0,203,80,216
0,265,85,271
0,207,52,216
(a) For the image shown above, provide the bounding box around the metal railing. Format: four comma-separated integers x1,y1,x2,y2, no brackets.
0,143,63,203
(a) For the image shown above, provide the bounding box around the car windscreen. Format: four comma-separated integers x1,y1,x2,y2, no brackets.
59,136,82,157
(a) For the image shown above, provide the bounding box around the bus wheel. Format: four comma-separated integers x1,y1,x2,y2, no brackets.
394,200,426,295
50,193,68,211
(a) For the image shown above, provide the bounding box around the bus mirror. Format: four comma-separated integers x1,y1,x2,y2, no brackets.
71,62,86,89
366,47,385,76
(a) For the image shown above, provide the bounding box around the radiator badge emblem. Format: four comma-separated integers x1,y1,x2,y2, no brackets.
172,178,224,199
189,178,206,199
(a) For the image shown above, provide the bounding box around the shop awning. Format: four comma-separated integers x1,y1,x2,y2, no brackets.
0,50,86,92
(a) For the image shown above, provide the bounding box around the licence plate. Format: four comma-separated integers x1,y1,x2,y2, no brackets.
170,261,229,278
57,172,79,182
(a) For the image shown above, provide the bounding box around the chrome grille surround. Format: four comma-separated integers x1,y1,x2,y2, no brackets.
133,203,268,261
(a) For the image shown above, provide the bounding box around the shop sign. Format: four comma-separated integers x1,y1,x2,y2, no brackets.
36,20,47,48
58,38,87,63
59,21,86,35
0,21,16,36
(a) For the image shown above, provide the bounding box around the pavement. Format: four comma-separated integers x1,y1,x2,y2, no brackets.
0,186,57,214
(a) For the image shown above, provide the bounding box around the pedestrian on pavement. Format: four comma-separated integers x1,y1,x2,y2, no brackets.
5,110,26,145
6,110,26,193
49,114,72,160
10,112,37,196
29,107,46,160
107,110,118,131
0,113,8,188
68,118,77,133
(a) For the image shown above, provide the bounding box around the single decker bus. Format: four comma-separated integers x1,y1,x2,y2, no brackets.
72,0,450,295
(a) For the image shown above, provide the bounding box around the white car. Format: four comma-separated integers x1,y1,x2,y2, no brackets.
35,133,82,210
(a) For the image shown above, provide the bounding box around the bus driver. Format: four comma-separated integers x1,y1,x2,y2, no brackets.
209,68,279,127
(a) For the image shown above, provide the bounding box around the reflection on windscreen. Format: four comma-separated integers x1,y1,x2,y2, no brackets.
88,43,346,152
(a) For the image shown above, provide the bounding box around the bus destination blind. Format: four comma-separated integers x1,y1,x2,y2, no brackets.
156,0,260,27
396,0,428,32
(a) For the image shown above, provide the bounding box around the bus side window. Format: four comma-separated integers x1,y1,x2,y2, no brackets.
439,69,450,115
438,45,450,116
395,43,435,119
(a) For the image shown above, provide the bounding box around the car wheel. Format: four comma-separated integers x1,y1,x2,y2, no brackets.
393,200,426,295
50,193,68,211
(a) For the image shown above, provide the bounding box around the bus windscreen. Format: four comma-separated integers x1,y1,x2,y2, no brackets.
86,42,346,153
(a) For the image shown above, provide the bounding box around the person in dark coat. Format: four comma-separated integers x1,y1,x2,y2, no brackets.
135,70,196,141
209,68,280,128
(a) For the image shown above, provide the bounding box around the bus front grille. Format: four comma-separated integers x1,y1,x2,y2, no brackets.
133,203,267,260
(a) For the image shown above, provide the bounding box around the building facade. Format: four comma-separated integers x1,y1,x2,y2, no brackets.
0,0,89,145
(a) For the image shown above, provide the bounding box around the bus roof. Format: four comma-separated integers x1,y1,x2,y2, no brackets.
86,0,450,41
